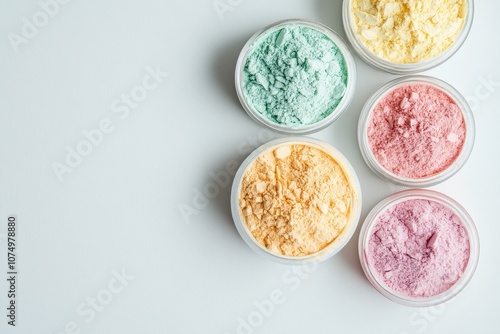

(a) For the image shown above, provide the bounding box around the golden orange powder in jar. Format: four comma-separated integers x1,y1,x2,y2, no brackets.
238,143,359,257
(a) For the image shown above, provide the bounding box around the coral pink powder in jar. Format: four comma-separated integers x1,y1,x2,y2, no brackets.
358,76,475,187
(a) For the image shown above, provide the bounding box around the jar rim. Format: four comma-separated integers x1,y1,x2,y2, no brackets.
235,18,357,135
357,75,475,187
358,189,480,307
231,137,362,264
342,0,475,74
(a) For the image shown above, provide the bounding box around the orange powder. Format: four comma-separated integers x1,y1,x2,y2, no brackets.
239,143,357,257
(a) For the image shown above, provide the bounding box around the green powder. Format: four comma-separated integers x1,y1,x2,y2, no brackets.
243,25,349,128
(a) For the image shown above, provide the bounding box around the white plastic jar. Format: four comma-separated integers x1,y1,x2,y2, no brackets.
342,0,474,74
231,137,362,264
235,19,356,134
358,75,475,187
358,189,479,307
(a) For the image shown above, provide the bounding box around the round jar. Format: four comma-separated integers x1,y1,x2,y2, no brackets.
342,0,474,74
358,189,479,307
231,137,362,264
235,19,357,134
358,76,475,187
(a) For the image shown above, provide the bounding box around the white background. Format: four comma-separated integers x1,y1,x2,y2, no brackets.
1,1,499,333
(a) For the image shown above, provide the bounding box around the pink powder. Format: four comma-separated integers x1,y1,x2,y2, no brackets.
366,199,470,298
367,84,466,179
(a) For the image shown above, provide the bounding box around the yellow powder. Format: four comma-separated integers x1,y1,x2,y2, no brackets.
239,144,356,257
351,0,467,63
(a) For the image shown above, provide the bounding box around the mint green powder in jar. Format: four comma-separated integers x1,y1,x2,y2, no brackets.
236,19,356,134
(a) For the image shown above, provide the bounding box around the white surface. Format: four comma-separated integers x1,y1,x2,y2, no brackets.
0,1,499,333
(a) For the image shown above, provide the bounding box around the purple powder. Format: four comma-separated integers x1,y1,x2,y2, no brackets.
366,199,470,298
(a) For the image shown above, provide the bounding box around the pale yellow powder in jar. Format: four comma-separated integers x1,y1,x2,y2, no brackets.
239,144,356,257
351,0,467,63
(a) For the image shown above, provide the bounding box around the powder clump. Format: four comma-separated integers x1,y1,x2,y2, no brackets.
351,0,467,63
239,144,355,256
367,83,466,179
366,199,470,298
243,26,348,127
